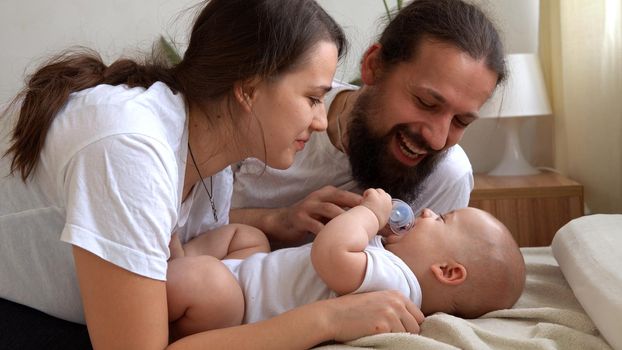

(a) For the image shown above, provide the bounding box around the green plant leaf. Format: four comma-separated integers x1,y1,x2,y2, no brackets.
382,0,393,20
158,35,182,65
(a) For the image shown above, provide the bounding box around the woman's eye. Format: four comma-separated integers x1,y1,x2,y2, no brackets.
309,97,322,107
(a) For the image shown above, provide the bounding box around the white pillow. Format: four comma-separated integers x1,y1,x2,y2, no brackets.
552,214,622,350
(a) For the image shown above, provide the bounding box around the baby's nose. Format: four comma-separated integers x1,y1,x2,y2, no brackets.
419,208,439,219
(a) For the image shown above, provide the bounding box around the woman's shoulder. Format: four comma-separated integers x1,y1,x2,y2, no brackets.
57,82,186,144
43,82,188,173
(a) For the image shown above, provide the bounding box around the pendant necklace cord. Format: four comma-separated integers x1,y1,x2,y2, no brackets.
188,142,218,222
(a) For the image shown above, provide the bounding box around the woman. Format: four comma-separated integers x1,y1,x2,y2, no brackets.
0,0,423,348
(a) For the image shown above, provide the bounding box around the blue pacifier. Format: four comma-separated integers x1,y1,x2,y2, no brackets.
388,199,416,235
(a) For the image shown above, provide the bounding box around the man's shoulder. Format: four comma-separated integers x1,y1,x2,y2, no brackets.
411,145,473,213
429,145,472,179
325,80,359,107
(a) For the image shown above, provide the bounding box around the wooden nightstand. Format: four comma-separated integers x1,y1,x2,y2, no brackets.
468,171,584,247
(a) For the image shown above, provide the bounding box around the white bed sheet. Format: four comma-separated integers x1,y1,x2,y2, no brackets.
316,245,612,350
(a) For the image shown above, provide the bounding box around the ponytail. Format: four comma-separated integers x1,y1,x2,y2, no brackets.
3,48,176,180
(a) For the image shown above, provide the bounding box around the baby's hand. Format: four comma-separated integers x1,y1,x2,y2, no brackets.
361,188,392,228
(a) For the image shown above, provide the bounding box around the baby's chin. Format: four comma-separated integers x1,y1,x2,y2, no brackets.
382,233,405,245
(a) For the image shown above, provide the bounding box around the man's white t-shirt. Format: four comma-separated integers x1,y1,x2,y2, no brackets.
0,82,230,323
232,81,474,215
223,236,422,324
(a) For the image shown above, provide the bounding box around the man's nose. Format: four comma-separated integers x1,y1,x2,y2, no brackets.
421,114,451,151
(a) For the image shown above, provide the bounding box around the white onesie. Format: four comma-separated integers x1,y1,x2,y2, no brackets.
223,236,422,324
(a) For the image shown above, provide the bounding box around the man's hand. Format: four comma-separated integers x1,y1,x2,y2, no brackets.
271,186,363,243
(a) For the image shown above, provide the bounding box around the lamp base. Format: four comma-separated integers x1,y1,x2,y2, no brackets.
488,117,540,176
488,157,540,176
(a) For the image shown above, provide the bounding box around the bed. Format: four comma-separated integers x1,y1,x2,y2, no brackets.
315,214,621,350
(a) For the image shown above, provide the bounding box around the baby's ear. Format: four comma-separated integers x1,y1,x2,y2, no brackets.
430,262,467,285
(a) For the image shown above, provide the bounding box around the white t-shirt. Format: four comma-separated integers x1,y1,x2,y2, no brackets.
223,236,422,324
232,81,473,215
0,82,231,323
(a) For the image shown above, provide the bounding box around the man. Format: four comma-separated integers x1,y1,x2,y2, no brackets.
230,0,506,245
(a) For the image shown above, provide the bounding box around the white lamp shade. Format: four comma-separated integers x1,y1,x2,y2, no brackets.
479,53,552,118
478,53,552,176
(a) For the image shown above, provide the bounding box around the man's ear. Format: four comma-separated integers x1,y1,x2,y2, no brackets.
360,43,383,86
430,262,467,285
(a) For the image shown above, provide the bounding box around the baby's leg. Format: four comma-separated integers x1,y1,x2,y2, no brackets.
224,224,271,259
167,255,244,340
183,224,270,259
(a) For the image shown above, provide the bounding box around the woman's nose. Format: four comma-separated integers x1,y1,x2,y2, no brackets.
310,107,328,132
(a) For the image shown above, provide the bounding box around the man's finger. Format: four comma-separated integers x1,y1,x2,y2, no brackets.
315,202,348,221
326,189,363,208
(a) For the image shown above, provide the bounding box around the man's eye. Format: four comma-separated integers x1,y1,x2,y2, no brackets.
416,97,435,109
453,117,470,128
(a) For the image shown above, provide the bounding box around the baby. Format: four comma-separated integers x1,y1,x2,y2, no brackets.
166,188,526,339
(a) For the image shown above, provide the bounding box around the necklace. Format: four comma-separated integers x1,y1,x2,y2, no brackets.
335,91,352,152
187,142,218,222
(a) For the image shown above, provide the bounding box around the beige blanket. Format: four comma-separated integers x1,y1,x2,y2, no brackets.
315,247,612,350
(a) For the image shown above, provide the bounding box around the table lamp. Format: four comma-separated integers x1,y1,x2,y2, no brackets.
478,53,552,176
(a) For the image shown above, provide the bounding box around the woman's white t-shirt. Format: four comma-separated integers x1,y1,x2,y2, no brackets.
0,82,231,323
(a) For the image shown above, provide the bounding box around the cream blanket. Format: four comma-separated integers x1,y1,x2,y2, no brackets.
315,247,612,350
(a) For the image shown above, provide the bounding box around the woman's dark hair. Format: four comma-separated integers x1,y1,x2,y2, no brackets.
378,0,506,85
4,0,346,180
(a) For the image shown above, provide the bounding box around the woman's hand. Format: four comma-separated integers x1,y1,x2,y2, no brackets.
326,290,425,342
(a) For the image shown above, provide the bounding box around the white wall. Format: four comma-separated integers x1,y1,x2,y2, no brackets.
316,0,386,83
0,0,197,105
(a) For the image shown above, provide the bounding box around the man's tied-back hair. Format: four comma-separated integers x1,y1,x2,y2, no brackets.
378,0,506,85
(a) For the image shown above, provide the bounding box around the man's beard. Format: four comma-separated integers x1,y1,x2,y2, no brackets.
346,89,447,204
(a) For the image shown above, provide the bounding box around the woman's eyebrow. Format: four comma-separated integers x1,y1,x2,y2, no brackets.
313,85,332,93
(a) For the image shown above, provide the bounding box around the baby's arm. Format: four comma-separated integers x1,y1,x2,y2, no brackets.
311,188,392,295
170,224,270,260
